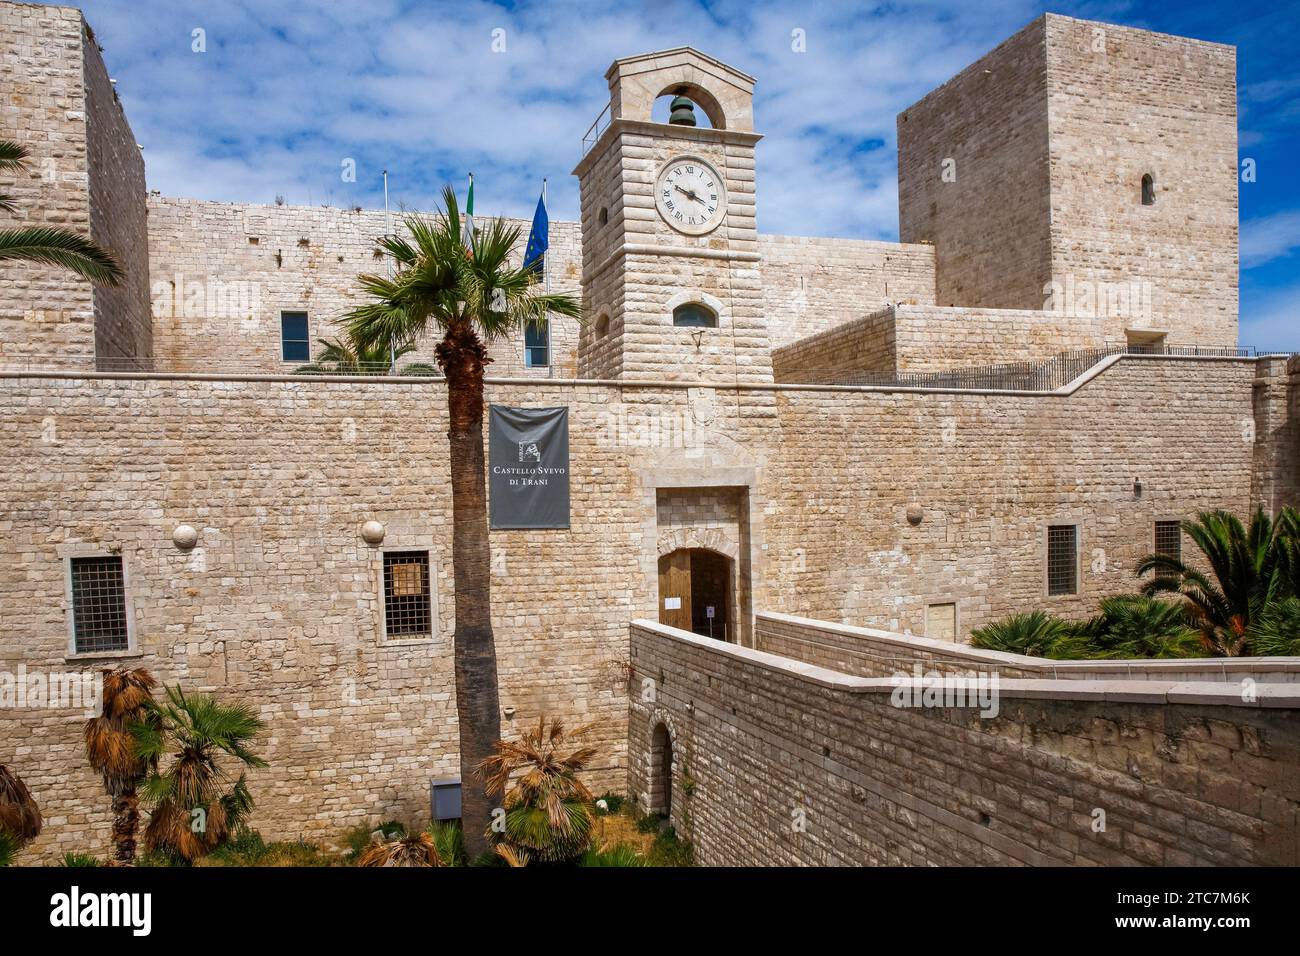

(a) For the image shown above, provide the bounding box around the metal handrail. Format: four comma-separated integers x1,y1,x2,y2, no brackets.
581,103,611,157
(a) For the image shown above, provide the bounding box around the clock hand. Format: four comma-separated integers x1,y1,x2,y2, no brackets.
673,184,701,203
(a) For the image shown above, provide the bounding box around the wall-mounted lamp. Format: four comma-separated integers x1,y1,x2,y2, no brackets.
690,328,707,350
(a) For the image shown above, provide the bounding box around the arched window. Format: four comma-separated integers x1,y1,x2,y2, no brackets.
672,303,717,328
1141,173,1155,206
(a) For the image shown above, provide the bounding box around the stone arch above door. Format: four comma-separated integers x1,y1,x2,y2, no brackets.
656,526,739,560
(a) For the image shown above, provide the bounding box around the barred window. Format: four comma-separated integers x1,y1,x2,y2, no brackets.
70,555,129,653
383,551,432,638
1154,520,1182,567
1047,525,1078,596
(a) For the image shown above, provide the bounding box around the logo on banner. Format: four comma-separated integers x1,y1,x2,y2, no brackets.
518,441,541,463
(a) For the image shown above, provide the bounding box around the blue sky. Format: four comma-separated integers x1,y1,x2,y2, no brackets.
75,0,1300,348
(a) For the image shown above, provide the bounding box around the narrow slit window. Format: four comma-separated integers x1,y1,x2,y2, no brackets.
70,555,130,653
1047,525,1078,596
1141,173,1155,206
383,551,432,638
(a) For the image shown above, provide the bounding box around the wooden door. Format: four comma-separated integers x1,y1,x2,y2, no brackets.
657,550,692,631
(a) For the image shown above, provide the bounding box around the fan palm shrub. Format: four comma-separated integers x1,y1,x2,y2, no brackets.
344,187,581,856
1072,595,1200,659
83,667,158,863
293,336,436,375
969,611,1075,657
0,764,41,865
131,685,267,863
356,831,444,867
477,716,599,865
1138,508,1286,656
1,140,124,284
1252,596,1300,656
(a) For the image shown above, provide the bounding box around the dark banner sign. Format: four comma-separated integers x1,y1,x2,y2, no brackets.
489,405,570,529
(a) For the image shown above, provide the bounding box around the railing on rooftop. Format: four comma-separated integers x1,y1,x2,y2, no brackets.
0,355,446,378
581,103,612,158
829,345,1282,392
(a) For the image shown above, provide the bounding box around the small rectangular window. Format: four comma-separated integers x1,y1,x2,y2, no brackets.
70,555,130,653
524,319,549,368
383,551,432,639
1154,520,1182,566
1047,525,1078,596
281,311,310,362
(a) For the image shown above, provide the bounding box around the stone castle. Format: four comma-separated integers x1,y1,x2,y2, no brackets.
2,2,1297,866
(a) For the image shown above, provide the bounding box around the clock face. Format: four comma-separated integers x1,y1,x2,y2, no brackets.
656,157,725,235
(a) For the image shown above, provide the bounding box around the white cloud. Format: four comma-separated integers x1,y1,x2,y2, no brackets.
1241,209,1300,270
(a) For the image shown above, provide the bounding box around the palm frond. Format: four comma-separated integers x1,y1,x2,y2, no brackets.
0,226,124,285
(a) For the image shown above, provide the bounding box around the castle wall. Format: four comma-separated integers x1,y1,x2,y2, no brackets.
628,620,1300,866
0,355,1277,860
1044,15,1238,345
80,18,150,364
145,197,584,377
897,16,1053,313
771,307,896,384
758,235,935,348
0,3,97,368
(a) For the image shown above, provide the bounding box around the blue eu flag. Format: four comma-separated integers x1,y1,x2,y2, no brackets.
522,188,548,277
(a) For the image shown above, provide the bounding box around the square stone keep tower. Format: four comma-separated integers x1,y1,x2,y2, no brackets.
897,14,1239,347
573,48,774,383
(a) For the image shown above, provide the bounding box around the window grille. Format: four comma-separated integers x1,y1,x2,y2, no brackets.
1047,525,1078,596
70,555,129,653
383,551,432,638
1154,520,1182,573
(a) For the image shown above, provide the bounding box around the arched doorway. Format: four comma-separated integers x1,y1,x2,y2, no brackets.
649,722,673,818
658,547,732,640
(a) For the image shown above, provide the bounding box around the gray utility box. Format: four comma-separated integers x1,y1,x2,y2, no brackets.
431,778,462,821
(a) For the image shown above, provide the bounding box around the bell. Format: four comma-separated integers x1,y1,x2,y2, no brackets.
668,95,697,126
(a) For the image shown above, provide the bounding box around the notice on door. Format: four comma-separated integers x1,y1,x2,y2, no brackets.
489,405,570,529
664,597,682,610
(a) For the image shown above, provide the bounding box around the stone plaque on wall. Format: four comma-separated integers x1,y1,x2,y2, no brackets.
489,406,570,529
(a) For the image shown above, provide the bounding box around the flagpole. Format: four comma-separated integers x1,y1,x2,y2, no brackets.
543,178,552,378
383,169,394,373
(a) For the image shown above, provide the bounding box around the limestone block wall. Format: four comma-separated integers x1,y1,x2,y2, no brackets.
754,611,1300,683
146,198,583,377
771,308,896,384
898,15,1052,313
759,236,935,349
891,305,1108,373
1045,15,1238,344
80,17,150,365
759,358,1262,634
0,4,97,368
628,621,1300,866
772,304,1110,384
0,354,1284,860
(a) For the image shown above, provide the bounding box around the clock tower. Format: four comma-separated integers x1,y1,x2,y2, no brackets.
572,49,774,384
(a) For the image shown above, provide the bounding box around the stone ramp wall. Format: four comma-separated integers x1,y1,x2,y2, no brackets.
754,611,1300,684
629,620,1300,866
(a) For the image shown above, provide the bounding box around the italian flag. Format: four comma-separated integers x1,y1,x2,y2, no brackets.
461,173,474,252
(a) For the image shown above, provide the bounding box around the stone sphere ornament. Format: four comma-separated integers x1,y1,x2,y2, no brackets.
906,506,924,526
172,524,199,550
361,520,386,545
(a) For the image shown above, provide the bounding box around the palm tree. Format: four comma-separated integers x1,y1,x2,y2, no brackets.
1138,508,1285,656
293,335,436,376
131,685,267,863
344,187,581,856
1,140,124,284
0,764,41,865
83,668,158,864
477,716,599,865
